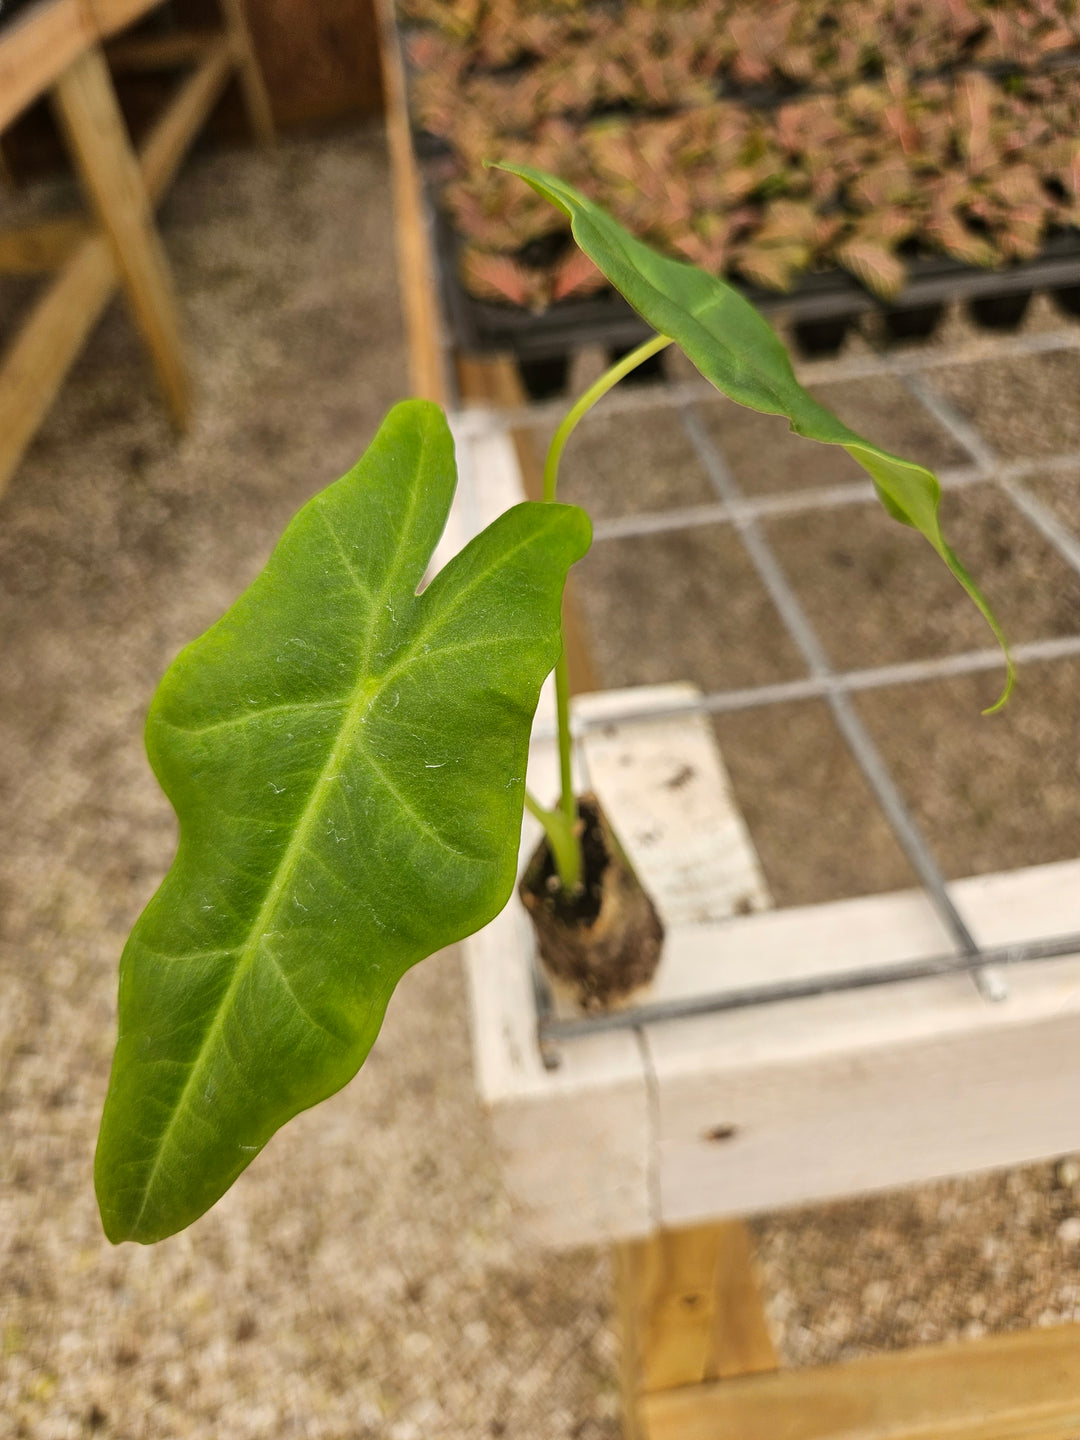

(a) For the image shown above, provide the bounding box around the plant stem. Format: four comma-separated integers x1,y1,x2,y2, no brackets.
533,331,673,890
554,647,574,832
524,788,581,892
542,333,674,503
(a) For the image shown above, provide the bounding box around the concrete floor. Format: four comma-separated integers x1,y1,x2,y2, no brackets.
2,120,1080,1438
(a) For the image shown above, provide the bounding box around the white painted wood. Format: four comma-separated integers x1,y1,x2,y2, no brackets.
648,955,1080,1228
464,858,652,1248
575,685,772,928
466,672,784,1244
452,404,1080,1246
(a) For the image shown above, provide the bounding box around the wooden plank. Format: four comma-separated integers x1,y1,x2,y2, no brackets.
139,36,233,203
465,662,1080,1238
374,0,449,405
0,37,229,495
479,724,647,1247
84,0,159,42
619,1222,777,1395
0,215,88,272
641,1322,1080,1440
52,44,190,428
576,685,771,930
450,409,1080,1242
624,855,1080,1011
650,952,1080,1228
241,0,382,127
217,0,275,145
0,235,115,497
0,0,94,131
465,893,652,1248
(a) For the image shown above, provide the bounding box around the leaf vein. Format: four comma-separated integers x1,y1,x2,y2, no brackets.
357,740,489,864
160,696,348,738
317,509,375,600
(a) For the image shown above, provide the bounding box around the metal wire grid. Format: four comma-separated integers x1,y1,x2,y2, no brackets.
475,325,1080,1048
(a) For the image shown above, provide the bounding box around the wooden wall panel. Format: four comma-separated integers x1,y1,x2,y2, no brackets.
240,0,383,126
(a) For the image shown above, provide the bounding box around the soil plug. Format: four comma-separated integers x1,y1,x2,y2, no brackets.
519,793,663,1011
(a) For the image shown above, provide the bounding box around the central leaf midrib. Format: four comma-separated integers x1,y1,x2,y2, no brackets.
128,488,570,1232
127,427,451,1230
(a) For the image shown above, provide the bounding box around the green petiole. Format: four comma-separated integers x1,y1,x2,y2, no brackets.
525,333,674,892
523,789,582,893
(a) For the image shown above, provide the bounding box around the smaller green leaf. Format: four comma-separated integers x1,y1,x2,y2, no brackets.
493,161,1013,709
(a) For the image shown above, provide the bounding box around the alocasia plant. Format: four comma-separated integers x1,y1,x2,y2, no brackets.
96,168,1011,1245
95,403,589,1243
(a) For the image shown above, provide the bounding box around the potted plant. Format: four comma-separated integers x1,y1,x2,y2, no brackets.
94,167,1011,1246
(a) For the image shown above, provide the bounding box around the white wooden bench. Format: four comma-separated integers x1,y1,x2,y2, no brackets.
448,409,1080,1440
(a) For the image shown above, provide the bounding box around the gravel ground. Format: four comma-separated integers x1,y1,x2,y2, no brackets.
2,122,1079,1438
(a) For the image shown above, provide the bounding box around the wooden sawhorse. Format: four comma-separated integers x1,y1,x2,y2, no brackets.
0,0,273,498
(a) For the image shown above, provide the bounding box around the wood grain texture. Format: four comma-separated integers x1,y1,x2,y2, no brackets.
245,0,382,127
640,1322,1080,1440
650,948,1080,1228
618,1223,777,1395
576,686,771,929
52,44,190,427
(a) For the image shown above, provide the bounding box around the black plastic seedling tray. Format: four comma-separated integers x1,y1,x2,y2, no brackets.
396,2,1080,395
433,200,1080,383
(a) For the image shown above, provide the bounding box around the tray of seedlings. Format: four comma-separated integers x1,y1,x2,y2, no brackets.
396,0,1080,387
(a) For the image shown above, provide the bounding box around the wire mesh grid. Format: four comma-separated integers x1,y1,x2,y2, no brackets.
461,325,1080,1050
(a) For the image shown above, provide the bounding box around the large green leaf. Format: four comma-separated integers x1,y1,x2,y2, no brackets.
96,400,591,1244
495,163,1013,708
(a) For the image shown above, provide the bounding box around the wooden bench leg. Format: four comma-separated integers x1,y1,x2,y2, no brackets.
621,1225,1080,1440
51,46,190,429
0,237,115,499
219,0,275,145
617,1221,778,1439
